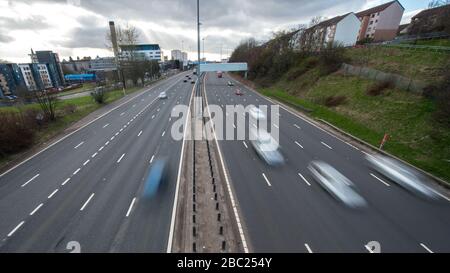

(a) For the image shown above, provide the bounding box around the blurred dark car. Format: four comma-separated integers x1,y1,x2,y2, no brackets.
143,159,168,198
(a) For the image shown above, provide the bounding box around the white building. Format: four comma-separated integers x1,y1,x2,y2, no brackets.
36,64,53,89
120,44,162,62
18,64,38,91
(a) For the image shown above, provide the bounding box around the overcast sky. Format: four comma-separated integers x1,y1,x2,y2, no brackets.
0,0,431,63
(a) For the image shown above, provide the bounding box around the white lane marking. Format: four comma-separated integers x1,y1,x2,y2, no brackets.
30,203,43,216
110,136,115,141
7,221,25,237
103,123,110,128
150,155,155,164
119,128,123,132
305,243,313,253
99,146,104,152
73,168,81,175
74,142,84,149
169,117,172,122
294,124,301,129
21,174,40,188
152,115,155,119
120,112,125,116
115,132,119,136
262,173,272,187
420,243,434,253
117,153,126,163
298,173,311,186
126,198,137,217
370,173,391,187
345,141,360,151
157,108,160,112
138,130,143,137
252,123,257,129
61,178,71,186
295,141,304,149
162,131,166,137
83,159,90,166
48,189,59,199
321,141,333,150
243,141,248,149
80,193,95,211
92,152,98,158
105,141,110,146
273,124,279,129
233,124,236,129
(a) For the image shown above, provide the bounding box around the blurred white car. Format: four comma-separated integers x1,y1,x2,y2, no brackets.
158,91,167,99
308,161,367,208
250,129,284,166
248,106,266,120
365,154,440,200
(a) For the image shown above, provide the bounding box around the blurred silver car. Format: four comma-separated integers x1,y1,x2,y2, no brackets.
248,106,266,120
308,161,368,208
250,129,284,166
158,91,168,99
365,154,440,200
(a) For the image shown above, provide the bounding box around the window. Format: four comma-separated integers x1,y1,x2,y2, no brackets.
371,14,375,18
369,21,373,25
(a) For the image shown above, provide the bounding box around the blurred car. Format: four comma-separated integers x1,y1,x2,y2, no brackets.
235,89,243,96
228,81,234,86
250,129,284,166
191,80,196,84
365,154,440,200
183,79,188,83
143,159,168,198
308,161,367,208
248,106,266,120
159,91,168,99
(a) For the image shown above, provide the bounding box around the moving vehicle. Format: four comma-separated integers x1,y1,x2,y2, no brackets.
193,68,197,75
143,159,168,198
158,91,168,99
308,161,368,208
228,81,234,86
191,80,196,84
183,79,187,83
248,106,266,120
250,129,284,166
235,89,243,96
217,71,223,78
365,154,440,200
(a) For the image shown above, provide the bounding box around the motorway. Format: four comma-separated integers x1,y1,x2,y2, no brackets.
0,72,193,252
203,72,450,253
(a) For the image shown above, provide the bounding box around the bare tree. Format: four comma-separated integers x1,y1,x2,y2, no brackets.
428,0,450,8
309,16,324,28
34,90,59,121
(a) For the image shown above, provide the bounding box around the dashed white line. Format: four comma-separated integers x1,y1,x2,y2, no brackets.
304,243,313,253
80,193,95,211
105,141,110,146
110,136,115,141
30,203,43,216
295,141,304,149
294,124,301,129
321,141,333,150
115,132,119,136
120,112,125,116
48,189,59,199
99,146,104,152
126,198,137,217
73,168,81,175
117,153,126,163
298,173,311,186
92,152,98,158
370,173,391,187
21,174,40,188
273,124,279,129
150,155,155,164
233,124,236,129
243,141,248,149
103,123,109,128
61,178,71,186
162,131,166,137
262,173,272,187
83,159,90,166
74,142,84,149
138,130,143,137
420,243,434,253
7,221,25,237
152,115,155,119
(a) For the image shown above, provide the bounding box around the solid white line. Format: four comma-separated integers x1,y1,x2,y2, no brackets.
138,130,143,137
61,178,71,186
73,168,81,175
321,141,333,150
117,153,126,163
21,174,40,188
262,173,272,187
126,198,137,217
345,141,360,151
294,124,301,129
103,123,109,128
30,203,43,216
74,142,84,149
295,141,304,149
243,141,248,149
48,189,59,199
298,173,311,186
305,243,313,253
92,152,98,158
83,159,90,166
7,221,25,237
162,131,166,137
80,193,95,211
420,243,434,253
370,173,391,187
150,155,155,164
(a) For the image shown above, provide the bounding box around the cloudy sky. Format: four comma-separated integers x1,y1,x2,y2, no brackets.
0,0,431,63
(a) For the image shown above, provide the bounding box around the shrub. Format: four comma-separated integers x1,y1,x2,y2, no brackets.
367,80,394,96
63,104,77,115
91,88,107,104
324,95,347,107
424,75,450,128
0,111,35,155
318,43,346,76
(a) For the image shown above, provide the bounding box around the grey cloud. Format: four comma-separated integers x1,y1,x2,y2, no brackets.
0,33,14,43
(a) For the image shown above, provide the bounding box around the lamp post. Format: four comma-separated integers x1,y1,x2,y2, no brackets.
197,0,201,74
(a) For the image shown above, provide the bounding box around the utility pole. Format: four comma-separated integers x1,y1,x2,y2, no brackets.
197,0,201,74
202,38,205,61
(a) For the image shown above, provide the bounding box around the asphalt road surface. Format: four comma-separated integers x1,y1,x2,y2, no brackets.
204,72,450,253
0,72,194,253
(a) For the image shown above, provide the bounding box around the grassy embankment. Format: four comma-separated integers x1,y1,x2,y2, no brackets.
252,46,450,182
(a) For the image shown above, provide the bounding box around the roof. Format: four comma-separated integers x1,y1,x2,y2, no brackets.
412,4,450,20
356,1,404,18
315,13,354,28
